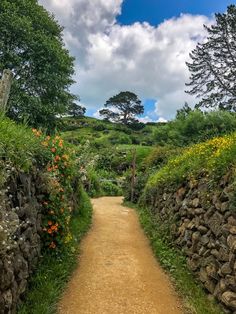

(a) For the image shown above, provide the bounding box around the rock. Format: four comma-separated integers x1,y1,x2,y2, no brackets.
228,216,236,227
220,202,228,213
207,239,216,249
206,263,218,280
192,231,201,242
198,225,208,234
214,279,227,297
2,290,12,310
211,249,219,258
14,254,28,279
194,208,204,215
204,279,216,294
229,226,236,235
220,262,232,275
199,267,208,283
199,246,207,256
227,235,236,253
221,291,236,310
175,187,186,203
187,254,200,271
225,276,236,292
201,235,210,245
192,198,200,208
229,253,235,268
18,279,27,295
208,212,224,236
0,259,14,290
218,246,230,262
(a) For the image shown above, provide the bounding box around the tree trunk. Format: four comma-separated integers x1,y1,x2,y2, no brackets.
0,69,13,113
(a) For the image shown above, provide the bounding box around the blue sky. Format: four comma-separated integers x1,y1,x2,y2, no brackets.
118,0,234,26
40,0,235,122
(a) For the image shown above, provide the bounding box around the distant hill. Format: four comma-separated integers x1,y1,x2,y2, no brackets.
61,116,166,147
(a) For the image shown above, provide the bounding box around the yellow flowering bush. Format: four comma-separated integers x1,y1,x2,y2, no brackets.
146,132,236,191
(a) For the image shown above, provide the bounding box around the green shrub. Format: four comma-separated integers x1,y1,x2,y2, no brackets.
85,169,102,197
100,180,122,196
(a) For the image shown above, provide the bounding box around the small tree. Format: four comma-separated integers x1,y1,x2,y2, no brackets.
99,91,144,125
186,5,236,111
176,102,192,119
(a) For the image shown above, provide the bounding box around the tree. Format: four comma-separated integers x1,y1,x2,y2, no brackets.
68,102,86,118
176,102,192,119
0,0,76,130
99,91,144,125
186,5,236,111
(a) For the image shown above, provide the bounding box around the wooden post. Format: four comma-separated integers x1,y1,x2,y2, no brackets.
0,69,13,113
130,148,136,203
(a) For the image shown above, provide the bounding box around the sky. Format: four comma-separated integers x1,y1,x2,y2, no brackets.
38,0,234,122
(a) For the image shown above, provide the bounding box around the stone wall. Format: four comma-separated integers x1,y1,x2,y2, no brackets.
147,172,236,312
0,168,47,313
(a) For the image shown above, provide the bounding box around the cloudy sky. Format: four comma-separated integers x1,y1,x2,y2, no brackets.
39,0,232,122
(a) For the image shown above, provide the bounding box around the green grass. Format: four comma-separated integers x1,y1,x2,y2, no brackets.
125,202,224,314
0,115,48,171
18,189,92,314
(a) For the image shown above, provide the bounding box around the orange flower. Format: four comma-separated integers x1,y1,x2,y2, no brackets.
58,140,63,148
47,167,52,172
51,225,58,232
51,147,56,153
48,228,52,234
43,201,48,206
46,136,51,141
48,221,53,226
54,155,61,162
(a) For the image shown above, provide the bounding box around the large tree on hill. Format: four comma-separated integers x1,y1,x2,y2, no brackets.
0,0,76,130
99,91,144,125
186,5,236,111
68,102,86,118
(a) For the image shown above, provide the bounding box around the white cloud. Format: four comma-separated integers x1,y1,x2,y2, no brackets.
39,0,212,119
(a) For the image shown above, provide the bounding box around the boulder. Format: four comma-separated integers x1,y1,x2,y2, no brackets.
221,291,236,310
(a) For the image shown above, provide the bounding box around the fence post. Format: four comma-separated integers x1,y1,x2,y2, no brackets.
130,148,136,203
0,69,13,113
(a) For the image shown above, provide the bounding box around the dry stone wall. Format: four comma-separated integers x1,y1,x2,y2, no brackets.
0,168,47,314
148,172,236,312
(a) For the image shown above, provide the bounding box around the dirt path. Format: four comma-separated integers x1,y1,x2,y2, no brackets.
58,197,183,314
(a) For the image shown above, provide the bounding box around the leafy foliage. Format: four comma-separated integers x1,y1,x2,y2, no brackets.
0,0,75,130
153,110,236,146
186,5,236,110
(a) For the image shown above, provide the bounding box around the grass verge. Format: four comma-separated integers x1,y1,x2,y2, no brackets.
125,202,224,314
18,189,92,314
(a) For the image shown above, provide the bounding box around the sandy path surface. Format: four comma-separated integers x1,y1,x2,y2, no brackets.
58,196,183,314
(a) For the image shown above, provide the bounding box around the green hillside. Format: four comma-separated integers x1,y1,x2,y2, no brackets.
61,116,163,147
